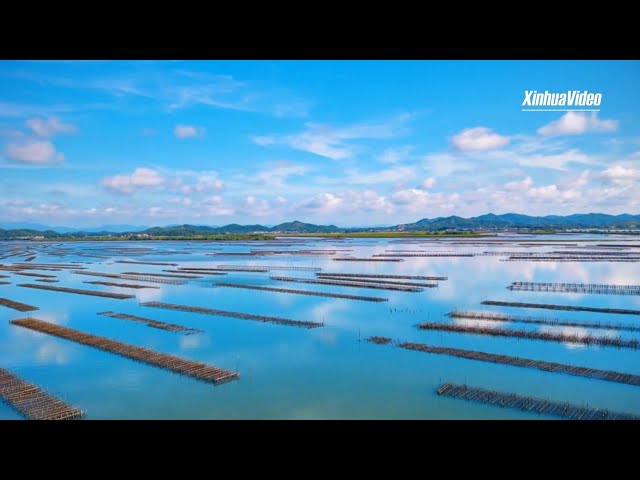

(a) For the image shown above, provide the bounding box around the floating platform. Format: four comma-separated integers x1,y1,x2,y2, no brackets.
120,271,202,279
417,321,640,350
13,272,58,279
270,275,423,292
115,260,178,266
73,270,185,285
84,281,159,289
164,269,227,275
215,282,388,302
333,257,404,262
98,311,202,335
508,281,640,296
18,283,135,300
367,337,640,387
481,300,640,316
213,266,269,272
11,318,238,385
447,310,640,333
366,336,393,345
0,297,39,312
436,382,639,420
317,273,448,281
506,256,640,262
373,253,474,257
0,367,84,420
215,264,322,272
315,275,437,288
141,301,322,329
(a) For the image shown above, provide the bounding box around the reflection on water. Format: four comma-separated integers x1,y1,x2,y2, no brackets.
1,234,640,419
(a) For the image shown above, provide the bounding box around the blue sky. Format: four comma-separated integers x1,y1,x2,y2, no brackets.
1,60,639,227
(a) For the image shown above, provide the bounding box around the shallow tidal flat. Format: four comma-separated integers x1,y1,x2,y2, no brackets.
1,234,640,419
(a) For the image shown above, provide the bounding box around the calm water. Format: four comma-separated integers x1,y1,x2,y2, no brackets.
1,235,640,419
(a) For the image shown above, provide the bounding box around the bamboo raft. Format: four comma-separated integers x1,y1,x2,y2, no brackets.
36,279,59,283
508,281,640,296
506,256,640,262
270,276,424,292
0,281,9,285
98,311,202,334
73,270,185,285
417,321,640,350
177,267,229,272
164,269,227,275
447,310,640,333
214,282,388,302
141,301,322,329
115,260,178,266
314,275,437,288
366,336,393,345
11,318,238,384
120,271,202,279
18,283,135,299
0,367,84,420
436,383,639,420
552,251,637,256
333,258,404,262
84,281,160,289
596,244,640,248
316,273,448,281
373,253,474,257
481,300,640,316
14,263,81,269
367,337,640,387
0,297,39,312
213,266,269,273
13,272,59,279
217,264,321,272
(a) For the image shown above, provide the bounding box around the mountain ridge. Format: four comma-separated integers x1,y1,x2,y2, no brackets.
1,213,639,239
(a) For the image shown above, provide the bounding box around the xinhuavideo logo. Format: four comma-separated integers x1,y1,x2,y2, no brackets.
522,90,602,112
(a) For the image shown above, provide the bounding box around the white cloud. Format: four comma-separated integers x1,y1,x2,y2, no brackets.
513,149,592,171
242,196,272,216
180,174,224,194
421,177,436,189
174,124,205,139
537,112,619,136
4,139,64,164
26,116,76,137
390,188,459,212
297,190,393,215
202,196,234,216
504,176,533,191
252,114,414,160
423,152,477,177
377,146,413,164
167,196,193,206
599,165,640,185
451,127,509,151
344,165,416,186
101,167,165,194
254,161,310,187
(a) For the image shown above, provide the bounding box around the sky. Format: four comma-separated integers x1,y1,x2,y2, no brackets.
1,60,639,228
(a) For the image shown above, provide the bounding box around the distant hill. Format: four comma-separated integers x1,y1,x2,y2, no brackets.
271,221,340,233
136,221,341,236
1,213,640,239
0,223,149,233
400,213,640,231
